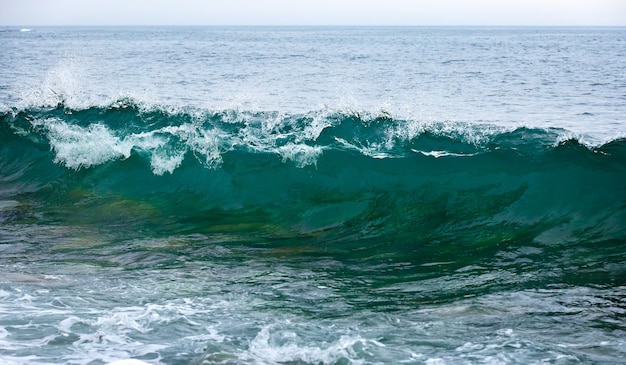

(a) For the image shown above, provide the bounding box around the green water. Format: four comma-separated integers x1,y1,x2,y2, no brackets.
0,104,625,364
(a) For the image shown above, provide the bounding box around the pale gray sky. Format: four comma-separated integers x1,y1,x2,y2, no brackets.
1,0,625,26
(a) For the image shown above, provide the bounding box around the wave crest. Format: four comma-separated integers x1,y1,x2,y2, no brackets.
2,99,624,175
2,100,624,176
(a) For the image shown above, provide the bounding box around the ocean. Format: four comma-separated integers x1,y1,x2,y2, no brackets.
0,26,625,364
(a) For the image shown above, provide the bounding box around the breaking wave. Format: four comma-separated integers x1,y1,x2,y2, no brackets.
1,100,625,269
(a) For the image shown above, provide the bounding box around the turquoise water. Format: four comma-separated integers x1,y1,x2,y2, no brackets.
0,27,625,364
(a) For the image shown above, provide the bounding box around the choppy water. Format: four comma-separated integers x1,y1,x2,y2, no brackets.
0,26,625,364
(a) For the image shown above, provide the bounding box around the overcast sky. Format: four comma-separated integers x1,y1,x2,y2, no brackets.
1,0,625,26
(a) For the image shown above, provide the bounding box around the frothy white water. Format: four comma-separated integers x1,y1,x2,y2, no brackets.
32,116,327,174
245,325,378,365
107,360,152,365
1,235,624,365
43,121,134,169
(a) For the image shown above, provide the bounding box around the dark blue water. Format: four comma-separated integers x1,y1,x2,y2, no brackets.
0,27,625,365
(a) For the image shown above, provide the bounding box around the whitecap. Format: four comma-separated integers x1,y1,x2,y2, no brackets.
412,150,479,158
40,120,133,169
277,143,323,168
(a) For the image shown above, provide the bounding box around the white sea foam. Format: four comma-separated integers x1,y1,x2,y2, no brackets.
107,360,152,365
148,150,186,176
159,124,227,170
42,120,133,169
277,143,323,168
413,150,479,158
130,132,184,175
247,325,374,365
300,109,334,142
28,116,230,174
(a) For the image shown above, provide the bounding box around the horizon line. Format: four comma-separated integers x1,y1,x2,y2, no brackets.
3,24,626,28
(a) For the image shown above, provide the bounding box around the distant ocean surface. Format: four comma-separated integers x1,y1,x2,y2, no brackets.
0,26,625,365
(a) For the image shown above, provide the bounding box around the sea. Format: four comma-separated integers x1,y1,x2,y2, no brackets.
0,26,625,365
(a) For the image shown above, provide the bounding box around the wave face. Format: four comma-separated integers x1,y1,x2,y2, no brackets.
2,101,626,364
2,102,625,254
